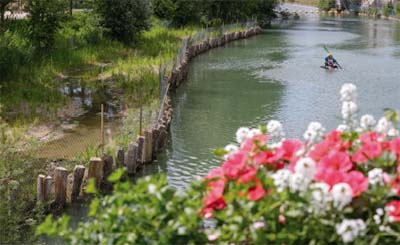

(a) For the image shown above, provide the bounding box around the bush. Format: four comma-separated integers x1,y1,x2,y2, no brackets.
57,11,104,48
27,0,68,51
95,0,151,44
0,25,32,80
318,0,334,11
152,0,176,20
395,2,400,16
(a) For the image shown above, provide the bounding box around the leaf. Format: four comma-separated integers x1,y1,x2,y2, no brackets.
85,178,97,194
108,168,125,183
89,198,100,217
213,148,227,157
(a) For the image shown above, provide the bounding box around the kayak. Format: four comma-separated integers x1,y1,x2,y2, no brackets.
320,65,338,70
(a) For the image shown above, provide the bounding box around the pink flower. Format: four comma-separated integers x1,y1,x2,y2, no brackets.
318,151,353,172
278,215,286,224
205,167,224,180
238,166,257,183
222,151,248,179
386,200,400,223
279,139,303,161
390,138,400,157
352,142,382,163
248,179,267,201
205,179,226,210
343,171,368,197
241,134,269,152
315,168,346,187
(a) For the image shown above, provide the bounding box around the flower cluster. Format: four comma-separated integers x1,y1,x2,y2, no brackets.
200,83,400,243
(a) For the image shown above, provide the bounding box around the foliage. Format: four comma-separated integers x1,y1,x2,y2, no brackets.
38,84,400,243
395,2,400,16
37,173,208,244
27,0,68,51
95,0,151,44
383,2,394,17
318,0,335,11
152,0,176,20
0,113,42,243
0,21,32,80
57,11,104,48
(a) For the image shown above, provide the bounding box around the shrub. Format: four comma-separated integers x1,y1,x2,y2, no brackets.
37,83,400,244
318,0,334,11
152,0,176,20
57,11,104,48
27,0,68,51
95,0,151,44
395,2,400,16
0,26,32,80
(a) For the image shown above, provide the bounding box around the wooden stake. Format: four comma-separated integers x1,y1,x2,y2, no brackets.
88,157,104,189
37,175,46,202
54,167,68,208
101,104,104,156
139,105,143,136
71,165,85,202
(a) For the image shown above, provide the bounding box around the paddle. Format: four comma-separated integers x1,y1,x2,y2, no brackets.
323,45,343,70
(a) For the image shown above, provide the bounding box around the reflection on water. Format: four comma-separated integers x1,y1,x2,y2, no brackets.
160,15,400,188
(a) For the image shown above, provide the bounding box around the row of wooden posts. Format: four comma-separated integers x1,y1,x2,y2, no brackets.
36,26,262,209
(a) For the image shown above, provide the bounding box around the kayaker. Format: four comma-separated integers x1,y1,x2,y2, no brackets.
325,53,338,69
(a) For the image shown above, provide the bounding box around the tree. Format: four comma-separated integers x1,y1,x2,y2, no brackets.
95,0,151,44
27,0,68,51
0,0,12,24
152,0,175,20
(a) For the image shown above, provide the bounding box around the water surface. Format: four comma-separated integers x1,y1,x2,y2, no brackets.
158,15,400,187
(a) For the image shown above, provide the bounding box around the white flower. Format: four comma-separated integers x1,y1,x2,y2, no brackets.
207,230,221,241
236,127,249,144
289,173,309,194
340,83,357,102
224,144,239,160
373,214,381,225
272,169,291,192
267,120,284,138
368,168,384,186
294,157,316,180
336,219,366,243
341,101,358,120
252,221,265,229
337,124,350,132
247,128,262,138
148,184,157,194
360,114,376,130
376,208,384,216
376,117,391,134
309,182,332,214
331,183,353,210
388,128,399,137
303,122,325,143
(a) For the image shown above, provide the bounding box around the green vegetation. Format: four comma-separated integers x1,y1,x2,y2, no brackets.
318,0,335,11
395,2,400,16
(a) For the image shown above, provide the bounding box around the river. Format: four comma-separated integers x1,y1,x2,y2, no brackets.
156,14,400,188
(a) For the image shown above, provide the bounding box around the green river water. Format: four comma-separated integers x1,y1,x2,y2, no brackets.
154,14,400,188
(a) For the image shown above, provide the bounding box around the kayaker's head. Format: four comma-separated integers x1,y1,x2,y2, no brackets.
328,53,333,58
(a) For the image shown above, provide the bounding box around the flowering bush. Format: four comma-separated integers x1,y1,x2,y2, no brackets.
38,83,400,244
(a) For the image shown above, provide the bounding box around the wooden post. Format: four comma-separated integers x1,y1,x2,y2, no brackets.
158,125,168,150
117,148,125,167
45,176,53,201
54,167,68,208
143,129,153,163
139,106,143,135
88,157,104,189
101,104,104,156
71,165,85,202
37,175,46,202
136,136,145,164
152,128,159,157
125,143,138,174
